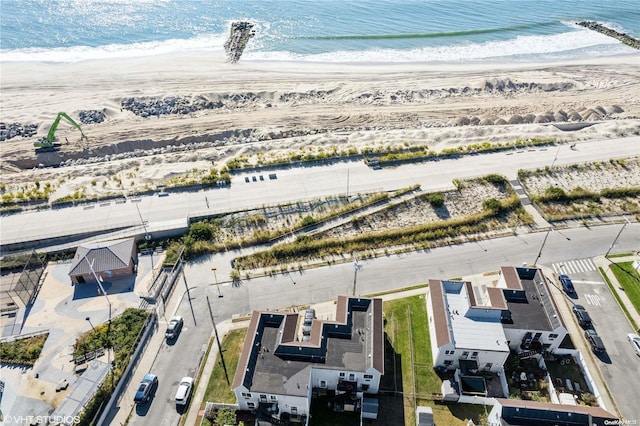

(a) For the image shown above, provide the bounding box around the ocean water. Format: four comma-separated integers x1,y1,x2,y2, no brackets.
1,0,639,64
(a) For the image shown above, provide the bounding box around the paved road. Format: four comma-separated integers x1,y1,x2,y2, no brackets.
550,262,640,421
2,136,639,245
130,224,639,426
129,294,214,426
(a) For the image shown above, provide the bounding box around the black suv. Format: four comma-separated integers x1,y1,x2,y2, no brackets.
585,329,605,353
572,304,593,329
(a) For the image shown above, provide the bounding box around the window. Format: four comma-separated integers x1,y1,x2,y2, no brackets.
461,351,469,358
247,402,256,409
259,394,267,402
364,374,373,380
241,392,252,398
484,363,493,370
444,360,453,366
471,351,478,358
349,373,355,381
291,407,298,414
339,372,345,377
320,380,327,388
549,334,558,339
270,395,277,401
362,384,370,391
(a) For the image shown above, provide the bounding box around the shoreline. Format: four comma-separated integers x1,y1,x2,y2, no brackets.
2,50,640,76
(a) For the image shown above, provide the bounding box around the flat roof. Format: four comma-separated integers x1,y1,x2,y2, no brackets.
442,281,508,352
233,296,383,395
501,268,562,331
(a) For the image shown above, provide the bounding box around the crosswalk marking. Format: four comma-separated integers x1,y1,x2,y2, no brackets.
551,258,597,275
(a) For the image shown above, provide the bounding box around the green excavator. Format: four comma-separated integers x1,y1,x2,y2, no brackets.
34,112,87,153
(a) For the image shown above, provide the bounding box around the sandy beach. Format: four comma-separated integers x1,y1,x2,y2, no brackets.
1,53,639,200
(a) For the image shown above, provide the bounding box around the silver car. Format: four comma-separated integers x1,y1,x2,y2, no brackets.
175,376,194,406
628,333,640,356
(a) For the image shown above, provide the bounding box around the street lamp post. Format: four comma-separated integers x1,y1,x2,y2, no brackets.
85,317,96,332
212,267,223,298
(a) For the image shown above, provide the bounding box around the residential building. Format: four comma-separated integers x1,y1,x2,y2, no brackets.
487,398,619,426
427,266,568,374
232,296,384,423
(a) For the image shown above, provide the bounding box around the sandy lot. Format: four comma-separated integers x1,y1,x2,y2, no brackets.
1,53,640,201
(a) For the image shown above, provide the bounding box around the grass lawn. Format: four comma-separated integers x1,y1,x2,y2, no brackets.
384,295,481,426
198,327,248,426
610,262,640,324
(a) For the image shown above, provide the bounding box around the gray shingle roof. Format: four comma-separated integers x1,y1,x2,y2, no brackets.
68,239,134,276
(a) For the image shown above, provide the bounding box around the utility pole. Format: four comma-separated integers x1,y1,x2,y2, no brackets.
86,256,113,388
606,217,631,257
533,230,551,266
346,169,350,200
206,296,229,384
352,254,362,296
212,267,223,298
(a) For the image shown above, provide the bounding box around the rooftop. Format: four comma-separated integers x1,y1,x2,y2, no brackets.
232,296,383,395
440,280,508,352
499,267,563,331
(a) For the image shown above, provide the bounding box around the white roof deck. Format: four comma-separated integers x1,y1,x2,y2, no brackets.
443,281,508,353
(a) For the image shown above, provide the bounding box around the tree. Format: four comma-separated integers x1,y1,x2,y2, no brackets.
215,407,237,425
188,221,214,241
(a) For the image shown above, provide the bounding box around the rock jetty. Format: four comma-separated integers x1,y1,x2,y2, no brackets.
224,21,256,63
576,21,640,50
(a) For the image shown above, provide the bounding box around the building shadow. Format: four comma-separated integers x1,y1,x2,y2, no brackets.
72,276,136,300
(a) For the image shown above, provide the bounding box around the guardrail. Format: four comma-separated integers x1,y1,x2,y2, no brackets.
0,328,49,344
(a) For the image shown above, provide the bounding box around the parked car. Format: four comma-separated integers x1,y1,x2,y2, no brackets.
584,329,605,353
174,376,194,406
572,304,593,329
134,373,158,404
558,274,575,294
165,316,184,340
628,333,640,356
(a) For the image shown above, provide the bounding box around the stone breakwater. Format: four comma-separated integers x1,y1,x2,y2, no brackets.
79,110,105,125
577,21,640,50
224,21,256,63
1,110,104,142
121,96,224,117
0,122,38,142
